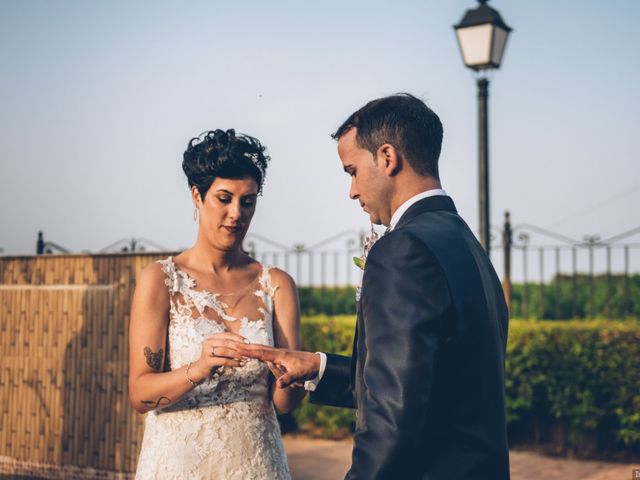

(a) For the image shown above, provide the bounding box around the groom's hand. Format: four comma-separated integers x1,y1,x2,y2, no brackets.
237,344,320,388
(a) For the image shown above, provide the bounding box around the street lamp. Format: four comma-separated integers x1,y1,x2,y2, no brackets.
454,0,511,257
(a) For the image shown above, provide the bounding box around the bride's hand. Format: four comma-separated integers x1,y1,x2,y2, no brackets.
237,344,320,388
190,332,247,382
265,362,304,389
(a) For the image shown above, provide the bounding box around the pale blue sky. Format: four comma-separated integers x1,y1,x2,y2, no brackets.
1,1,639,279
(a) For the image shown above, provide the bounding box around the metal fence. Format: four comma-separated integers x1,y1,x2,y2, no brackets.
244,231,366,288
245,215,640,319
497,213,640,319
31,216,640,319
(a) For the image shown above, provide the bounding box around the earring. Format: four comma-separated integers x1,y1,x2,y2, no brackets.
193,208,199,222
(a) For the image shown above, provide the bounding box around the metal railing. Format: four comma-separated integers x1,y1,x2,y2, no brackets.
499,213,639,319
30,216,640,319
245,230,366,287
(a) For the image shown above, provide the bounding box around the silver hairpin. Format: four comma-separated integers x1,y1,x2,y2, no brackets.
244,152,265,178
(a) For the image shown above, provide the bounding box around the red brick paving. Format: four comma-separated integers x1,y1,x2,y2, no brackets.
283,435,638,480
0,437,635,479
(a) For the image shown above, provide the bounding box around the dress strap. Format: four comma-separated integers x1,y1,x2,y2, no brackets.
258,265,279,299
156,256,195,295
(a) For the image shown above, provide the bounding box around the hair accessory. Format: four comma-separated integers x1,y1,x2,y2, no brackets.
243,152,265,179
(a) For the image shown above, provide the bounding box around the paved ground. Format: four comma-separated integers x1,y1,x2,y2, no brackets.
1,437,636,479
283,435,639,480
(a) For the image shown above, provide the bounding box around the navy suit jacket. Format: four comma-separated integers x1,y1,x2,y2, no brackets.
311,196,510,480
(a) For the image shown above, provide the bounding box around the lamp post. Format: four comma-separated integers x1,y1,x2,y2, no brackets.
454,0,511,257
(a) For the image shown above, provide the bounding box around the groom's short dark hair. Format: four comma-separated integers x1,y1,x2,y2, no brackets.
332,93,443,179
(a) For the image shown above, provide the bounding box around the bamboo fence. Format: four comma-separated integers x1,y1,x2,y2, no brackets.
0,252,174,476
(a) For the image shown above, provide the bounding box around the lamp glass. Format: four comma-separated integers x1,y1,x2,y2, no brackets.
491,25,509,66
455,24,493,68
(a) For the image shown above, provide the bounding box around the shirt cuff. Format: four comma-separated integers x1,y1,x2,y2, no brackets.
303,352,327,392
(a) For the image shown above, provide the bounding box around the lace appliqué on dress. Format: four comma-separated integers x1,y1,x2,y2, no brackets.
134,257,290,480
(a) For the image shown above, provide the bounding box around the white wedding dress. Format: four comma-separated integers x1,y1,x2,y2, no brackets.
135,257,291,480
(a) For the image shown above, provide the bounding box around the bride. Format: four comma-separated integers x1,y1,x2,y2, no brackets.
129,129,303,479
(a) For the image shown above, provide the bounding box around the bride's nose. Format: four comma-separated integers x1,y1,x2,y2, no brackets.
227,201,241,221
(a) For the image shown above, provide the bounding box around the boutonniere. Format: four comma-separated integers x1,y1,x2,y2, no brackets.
354,225,383,301
353,225,381,271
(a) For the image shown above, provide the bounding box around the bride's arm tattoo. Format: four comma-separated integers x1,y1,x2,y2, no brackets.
144,346,163,371
141,397,171,409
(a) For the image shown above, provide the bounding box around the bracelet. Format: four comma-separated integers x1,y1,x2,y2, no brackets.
185,362,200,387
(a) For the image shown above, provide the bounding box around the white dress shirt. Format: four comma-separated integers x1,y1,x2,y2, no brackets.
304,188,448,391
388,188,448,232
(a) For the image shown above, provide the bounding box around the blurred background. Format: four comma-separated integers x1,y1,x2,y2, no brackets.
1,0,638,478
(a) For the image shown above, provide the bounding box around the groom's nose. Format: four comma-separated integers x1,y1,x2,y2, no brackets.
349,177,359,200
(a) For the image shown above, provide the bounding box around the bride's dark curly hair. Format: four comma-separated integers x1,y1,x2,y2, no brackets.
182,129,270,199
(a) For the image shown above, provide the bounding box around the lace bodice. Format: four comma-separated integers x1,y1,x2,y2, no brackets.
157,256,278,409
135,257,290,480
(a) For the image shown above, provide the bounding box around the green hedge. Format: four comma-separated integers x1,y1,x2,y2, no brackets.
286,316,640,459
506,319,640,459
296,275,640,319
510,274,640,320
290,315,357,437
297,287,358,316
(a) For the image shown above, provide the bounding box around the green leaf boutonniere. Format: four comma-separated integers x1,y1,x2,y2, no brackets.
353,225,381,272
355,225,387,301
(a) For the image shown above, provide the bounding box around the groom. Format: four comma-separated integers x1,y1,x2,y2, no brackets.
239,93,510,479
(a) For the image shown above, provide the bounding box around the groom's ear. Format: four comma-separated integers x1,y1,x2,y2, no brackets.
377,144,401,177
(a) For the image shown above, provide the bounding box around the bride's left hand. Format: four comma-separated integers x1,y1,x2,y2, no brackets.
238,343,320,388
265,361,303,388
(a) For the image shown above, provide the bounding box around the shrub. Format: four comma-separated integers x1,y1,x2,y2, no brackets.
510,274,640,320
296,275,640,319
289,316,357,437
298,287,358,316
284,316,640,459
506,319,640,459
